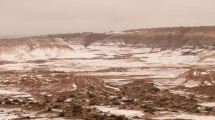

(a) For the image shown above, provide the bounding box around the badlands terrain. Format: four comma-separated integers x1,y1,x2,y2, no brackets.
0,26,215,119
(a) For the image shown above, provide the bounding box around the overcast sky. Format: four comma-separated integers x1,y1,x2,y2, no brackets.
0,0,215,36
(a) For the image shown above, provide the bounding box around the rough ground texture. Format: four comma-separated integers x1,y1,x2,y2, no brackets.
0,26,215,120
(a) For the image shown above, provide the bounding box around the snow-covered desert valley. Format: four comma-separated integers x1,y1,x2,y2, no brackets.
0,26,215,119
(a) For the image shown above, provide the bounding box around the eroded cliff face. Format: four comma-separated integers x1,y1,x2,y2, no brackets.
122,26,215,48
0,26,214,61
2,26,215,48
42,26,215,48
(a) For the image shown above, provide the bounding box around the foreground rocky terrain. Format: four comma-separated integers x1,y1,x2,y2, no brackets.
0,26,215,119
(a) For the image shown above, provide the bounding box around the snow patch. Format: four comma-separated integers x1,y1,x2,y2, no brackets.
94,106,144,118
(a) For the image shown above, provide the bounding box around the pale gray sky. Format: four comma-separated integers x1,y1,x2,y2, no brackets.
0,0,215,36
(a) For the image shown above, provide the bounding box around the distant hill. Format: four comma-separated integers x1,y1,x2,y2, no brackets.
40,26,215,48
0,26,215,61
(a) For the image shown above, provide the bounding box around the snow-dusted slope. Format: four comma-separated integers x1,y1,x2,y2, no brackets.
169,68,215,88
0,38,73,61
0,26,215,65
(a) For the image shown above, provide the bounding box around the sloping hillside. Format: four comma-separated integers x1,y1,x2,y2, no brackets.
0,38,73,61
0,26,215,61
43,26,215,48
